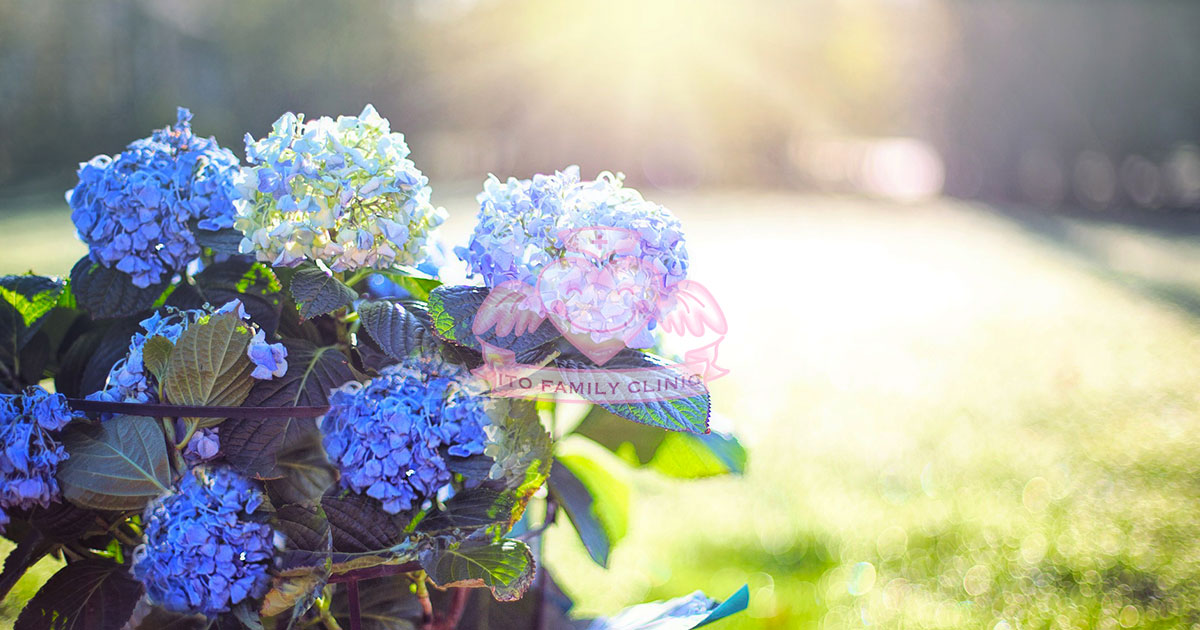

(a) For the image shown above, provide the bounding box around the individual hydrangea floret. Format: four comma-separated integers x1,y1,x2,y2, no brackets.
321,357,494,514
133,467,273,616
234,104,447,272
67,107,242,288
89,299,287,405
182,427,221,466
457,165,689,292
0,387,73,528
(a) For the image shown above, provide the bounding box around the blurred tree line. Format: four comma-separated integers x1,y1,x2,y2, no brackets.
1,0,1198,209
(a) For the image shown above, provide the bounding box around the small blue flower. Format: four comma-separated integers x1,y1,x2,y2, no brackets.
0,387,73,529
133,467,274,616
320,358,494,514
67,107,242,288
247,329,288,379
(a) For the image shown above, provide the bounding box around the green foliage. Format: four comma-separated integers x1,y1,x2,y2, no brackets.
68,257,165,320
162,312,256,428
56,415,171,510
573,406,745,478
289,265,357,320
357,299,440,361
419,538,536,602
14,559,142,630
556,349,711,434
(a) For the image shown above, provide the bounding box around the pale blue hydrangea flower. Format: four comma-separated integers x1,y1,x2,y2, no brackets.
88,299,287,407
133,467,273,616
320,357,493,514
182,427,221,466
234,105,446,272
67,108,242,288
0,387,73,529
456,166,689,291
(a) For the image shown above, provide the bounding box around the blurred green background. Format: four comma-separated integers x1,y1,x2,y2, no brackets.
4,1,1200,628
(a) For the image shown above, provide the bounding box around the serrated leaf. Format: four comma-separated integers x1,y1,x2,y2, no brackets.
426,285,487,348
420,538,535,602
555,349,710,434
69,256,167,320
57,415,171,511
191,226,245,257
486,400,553,529
547,455,630,568
321,492,412,553
141,335,174,385
357,300,441,361
274,503,334,573
14,559,143,630
195,261,284,335
75,317,143,397
0,274,65,347
290,265,357,320
243,339,354,408
259,569,325,618
162,311,255,428
417,488,516,536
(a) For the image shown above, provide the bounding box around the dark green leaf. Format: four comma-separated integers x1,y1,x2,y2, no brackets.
162,311,255,427
266,429,336,506
357,300,440,361
123,602,207,630
290,265,357,320
57,415,171,511
28,501,105,542
195,261,284,335
548,455,629,568
453,571,576,630
69,257,167,320
420,538,536,602
0,274,65,347
70,317,142,398
191,226,245,257
243,339,354,408
274,503,333,573
14,559,143,630
555,349,710,434
321,491,411,553
417,488,515,537
17,330,50,385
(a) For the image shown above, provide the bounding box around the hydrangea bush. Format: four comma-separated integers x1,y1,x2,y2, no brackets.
0,106,746,630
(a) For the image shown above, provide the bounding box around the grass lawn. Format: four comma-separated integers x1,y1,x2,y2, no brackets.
3,191,1200,629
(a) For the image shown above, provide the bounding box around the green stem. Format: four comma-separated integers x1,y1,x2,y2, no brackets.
176,419,199,450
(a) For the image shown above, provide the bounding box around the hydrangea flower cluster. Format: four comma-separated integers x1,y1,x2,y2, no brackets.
321,357,493,514
67,108,242,288
234,104,447,271
0,388,73,528
133,467,273,616
89,299,287,405
457,166,689,292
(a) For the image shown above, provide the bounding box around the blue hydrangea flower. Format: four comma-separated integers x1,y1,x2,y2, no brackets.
133,467,274,616
89,299,287,405
0,387,73,529
320,358,494,514
234,105,447,272
67,108,242,288
182,426,221,466
456,166,689,292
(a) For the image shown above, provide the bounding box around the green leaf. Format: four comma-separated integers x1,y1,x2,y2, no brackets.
190,225,245,257
141,335,174,385
162,311,255,427
573,406,745,478
555,349,710,434
485,399,554,529
417,488,516,537
357,299,441,361
549,455,629,568
0,274,65,347
14,559,143,630
69,256,167,320
195,260,285,335
273,503,334,574
290,265,357,320
266,429,336,506
259,570,325,618
420,538,536,602
587,585,750,630
57,415,171,511
426,285,486,348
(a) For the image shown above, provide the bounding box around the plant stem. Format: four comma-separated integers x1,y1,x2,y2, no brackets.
345,580,361,630
414,571,434,629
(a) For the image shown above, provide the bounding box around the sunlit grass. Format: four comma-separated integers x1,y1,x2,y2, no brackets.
3,192,1200,628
